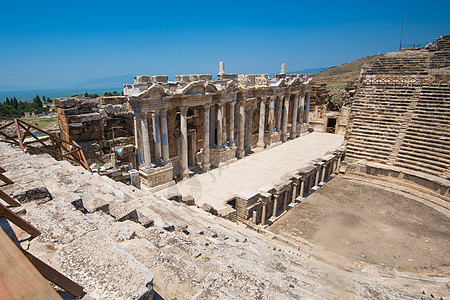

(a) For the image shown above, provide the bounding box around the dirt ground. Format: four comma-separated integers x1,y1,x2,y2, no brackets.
269,175,450,272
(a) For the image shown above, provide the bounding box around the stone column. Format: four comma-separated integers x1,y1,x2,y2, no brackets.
261,203,266,225
283,189,289,210
180,106,189,178
305,92,310,123
216,103,223,149
222,104,227,146
219,61,225,75
315,163,322,187
257,98,266,148
252,210,257,224
229,100,236,146
237,101,246,159
160,109,170,164
210,105,216,147
268,96,275,133
133,111,143,166
331,158,337,174
276,97,283,131
299,94,305,123
290,94,299,139
151,110,161,163
336,155,341,174
291,182,297,204
281,95,290,142
272,195,278,217
299,178,305,200
203,104,211,171
141,112,152,168
320,163,327,185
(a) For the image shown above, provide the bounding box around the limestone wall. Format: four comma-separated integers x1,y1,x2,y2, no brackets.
55,96,134,159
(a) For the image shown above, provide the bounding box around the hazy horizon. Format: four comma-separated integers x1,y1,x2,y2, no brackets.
1,0,449,94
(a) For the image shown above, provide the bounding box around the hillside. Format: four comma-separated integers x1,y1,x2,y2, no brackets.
313,55,382,83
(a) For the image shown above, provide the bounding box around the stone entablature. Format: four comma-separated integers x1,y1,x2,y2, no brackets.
126,62,314,187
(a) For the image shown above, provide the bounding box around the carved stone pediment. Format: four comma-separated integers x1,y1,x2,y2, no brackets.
138,84,172,100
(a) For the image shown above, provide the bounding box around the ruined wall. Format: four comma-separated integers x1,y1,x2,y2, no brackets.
55,96,134,159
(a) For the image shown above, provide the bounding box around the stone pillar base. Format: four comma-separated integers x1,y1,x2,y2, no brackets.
202,162,211,172
236,149,245,159
139,163,174,188
264,132,282,148
210,146,237,168
298,123,310,136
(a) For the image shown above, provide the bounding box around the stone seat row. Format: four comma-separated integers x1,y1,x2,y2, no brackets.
398,143,449,162
395,156,446,177
402,132,450,150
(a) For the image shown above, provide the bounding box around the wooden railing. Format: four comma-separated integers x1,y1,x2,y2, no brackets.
0,117,103,171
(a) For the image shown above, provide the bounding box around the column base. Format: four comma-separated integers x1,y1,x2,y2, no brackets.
182,168,190,179
210,146,237,168
139,163,174,188
202,162,211,171
264,132,282,148
236,148,245,159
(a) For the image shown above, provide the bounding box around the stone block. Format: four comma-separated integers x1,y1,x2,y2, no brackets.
59,231,154,299
109,202,138,222
82,196,110,213
181,195,195,206
104,222,136,242
137,210,155,228
55,98,76,109
200,203,218,215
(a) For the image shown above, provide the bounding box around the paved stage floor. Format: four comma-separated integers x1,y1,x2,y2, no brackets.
158,132,344,213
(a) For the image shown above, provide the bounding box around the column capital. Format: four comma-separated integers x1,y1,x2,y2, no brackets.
160,108,168,117
180,106,188,115
230,100,237,106
204,103,211,109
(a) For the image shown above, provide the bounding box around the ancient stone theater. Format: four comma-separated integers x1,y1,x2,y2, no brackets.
0,35,448,299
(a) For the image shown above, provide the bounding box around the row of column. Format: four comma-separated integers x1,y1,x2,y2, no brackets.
256,93,310,147
259,153,342,225
208,101,237,150
133,109,170,169
133,92,311,177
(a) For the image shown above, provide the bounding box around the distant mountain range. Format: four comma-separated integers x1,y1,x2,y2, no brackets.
0,67,329,102
287,67,328,74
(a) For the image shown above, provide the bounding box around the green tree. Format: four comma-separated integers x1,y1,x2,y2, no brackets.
13,97,19,109
5,97,11,106
32,95,43,108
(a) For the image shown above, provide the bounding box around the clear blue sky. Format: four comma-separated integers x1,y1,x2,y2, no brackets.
1,0,449,90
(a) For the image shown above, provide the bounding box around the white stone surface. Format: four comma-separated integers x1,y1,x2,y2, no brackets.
159,133,344,211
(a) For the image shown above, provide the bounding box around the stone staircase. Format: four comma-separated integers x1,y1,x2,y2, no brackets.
346,85,414,164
